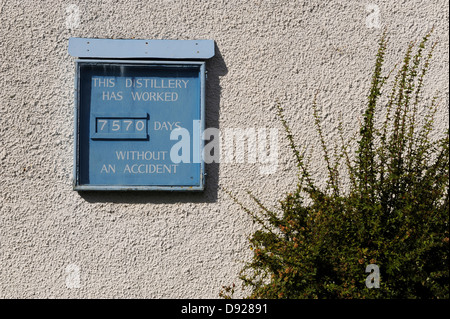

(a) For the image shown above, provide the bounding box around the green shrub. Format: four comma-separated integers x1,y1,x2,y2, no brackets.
222,30,449,299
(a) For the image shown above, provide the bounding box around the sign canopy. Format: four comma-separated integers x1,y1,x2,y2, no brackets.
68,38,215,59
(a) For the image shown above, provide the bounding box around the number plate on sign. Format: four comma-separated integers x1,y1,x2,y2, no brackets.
90,114,149,140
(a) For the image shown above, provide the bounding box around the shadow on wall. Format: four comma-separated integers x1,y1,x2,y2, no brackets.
79,42,228,204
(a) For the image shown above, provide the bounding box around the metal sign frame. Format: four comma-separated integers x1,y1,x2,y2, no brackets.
72,56,208,191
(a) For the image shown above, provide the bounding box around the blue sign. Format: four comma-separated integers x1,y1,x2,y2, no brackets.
73,60,206,191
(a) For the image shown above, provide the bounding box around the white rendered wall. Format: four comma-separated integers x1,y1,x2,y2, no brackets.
0,0,448,298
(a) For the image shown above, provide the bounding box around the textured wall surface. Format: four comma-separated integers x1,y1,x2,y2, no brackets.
0,0,448,298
